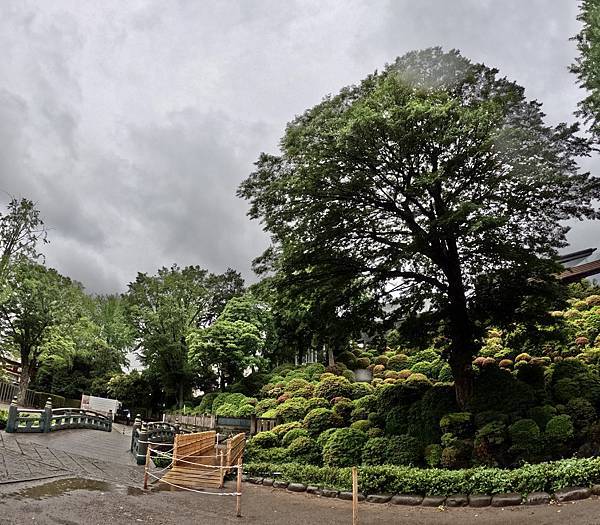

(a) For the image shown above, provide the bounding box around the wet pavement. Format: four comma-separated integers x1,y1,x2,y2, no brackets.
3,429,600,524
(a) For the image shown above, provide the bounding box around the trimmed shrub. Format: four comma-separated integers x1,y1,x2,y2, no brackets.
250,431,279,449
317,428,338,449
527,405,557,430
437,364,453,382
277,397,309,423
236,404,256,417
355,357,371,369
350,382,374,400
350,420,371,432
303,408,341,436
315,376,353,401
473,421,507,466
245,456,600,496
342,370,356,382
439,413,473,438
285,378,314,399
332,398,354,424
424,444,443,468
367,427,384,438
545,415,575,443
566,398,596,432
282,428,310,447
387,354,408,371
508,419,541,461
271,422,301,437
287,436,322,465
245,445,290,463
306,397,330,411
255,398,277,416
323,428,368,467
215,403,237,417
361,437,389,465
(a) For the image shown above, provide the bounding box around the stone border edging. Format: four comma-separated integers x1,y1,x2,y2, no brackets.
243,476,600,508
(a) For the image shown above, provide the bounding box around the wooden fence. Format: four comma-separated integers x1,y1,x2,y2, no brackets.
163,413,278,436
0,381,77,409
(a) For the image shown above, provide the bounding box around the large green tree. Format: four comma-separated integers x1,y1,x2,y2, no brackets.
239,48,600,407
572,0,600,139
0,261,81,403
125,265,244,407
188,292,273,388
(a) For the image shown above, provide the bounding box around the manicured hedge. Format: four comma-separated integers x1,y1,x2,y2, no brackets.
245,457,600,496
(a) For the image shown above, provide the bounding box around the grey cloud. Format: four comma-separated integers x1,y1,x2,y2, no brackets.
0,0,597,293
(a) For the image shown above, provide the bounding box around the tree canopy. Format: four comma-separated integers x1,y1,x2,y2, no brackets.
239,48,600,407
572,0,600,139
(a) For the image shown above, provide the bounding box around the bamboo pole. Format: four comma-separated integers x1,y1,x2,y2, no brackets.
143,444,151,489
236,458,243,517
352,466,358,525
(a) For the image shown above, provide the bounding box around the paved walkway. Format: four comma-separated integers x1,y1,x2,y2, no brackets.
0,425,142,486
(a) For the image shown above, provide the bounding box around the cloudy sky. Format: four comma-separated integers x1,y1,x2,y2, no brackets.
0,0,596,294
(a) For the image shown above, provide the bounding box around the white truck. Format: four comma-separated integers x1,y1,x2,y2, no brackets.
80,394,120,419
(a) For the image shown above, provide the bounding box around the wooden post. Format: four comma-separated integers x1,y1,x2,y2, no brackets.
143,444,151,489
236,458,243,517
352,466,358,525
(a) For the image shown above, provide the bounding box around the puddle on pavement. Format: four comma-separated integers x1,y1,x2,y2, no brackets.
4,478,145,500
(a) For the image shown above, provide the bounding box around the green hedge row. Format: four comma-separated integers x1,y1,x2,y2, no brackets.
245,457,600,496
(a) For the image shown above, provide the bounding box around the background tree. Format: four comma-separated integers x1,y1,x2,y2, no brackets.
32,295,132,399
572,0,600,139
188,292,273,388
239,48,600,407
0,261,80,403
125,265,244,407
0,198,47,285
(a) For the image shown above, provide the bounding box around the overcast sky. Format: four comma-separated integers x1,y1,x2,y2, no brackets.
0,0,597,294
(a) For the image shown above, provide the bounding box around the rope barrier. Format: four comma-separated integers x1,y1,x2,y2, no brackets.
146,471,241,496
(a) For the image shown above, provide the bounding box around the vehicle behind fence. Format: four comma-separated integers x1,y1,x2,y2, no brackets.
5,397,112,433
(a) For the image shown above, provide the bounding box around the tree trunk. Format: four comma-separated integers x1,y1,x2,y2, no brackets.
18,361,30,406
443,240,477,410
178,382,184,409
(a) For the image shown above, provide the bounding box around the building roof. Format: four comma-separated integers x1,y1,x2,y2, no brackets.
558,259,600,283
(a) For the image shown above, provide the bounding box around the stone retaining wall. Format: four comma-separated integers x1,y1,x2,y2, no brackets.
243,475,600,507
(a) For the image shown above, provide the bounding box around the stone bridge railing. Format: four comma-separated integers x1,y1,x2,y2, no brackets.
5,396,112,433
130,418,180,465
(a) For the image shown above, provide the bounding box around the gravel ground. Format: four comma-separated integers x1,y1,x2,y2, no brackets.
2,478,600,525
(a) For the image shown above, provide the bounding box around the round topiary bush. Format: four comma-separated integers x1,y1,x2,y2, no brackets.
282,428,310,447
317,427,338,448
236,404,256,417
251,431,279,449
355,357,371,369
424,443,443,467
527,405,557,429
387,354,408,371
303,408,341,436
350,420,371,432
342,369,356,382
350,382,374,400
508,418,541,460
332,398,354,424
306,397,330,411
255,398,278,416
545,414,575,442
215,403,237,417
271,422,301,437
314,375,353,401
287,436,322,465
277,397,310,423
361,437,389,465
439,412,473,438
285,378,315,399
566,397,596,431
322,428,368,467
